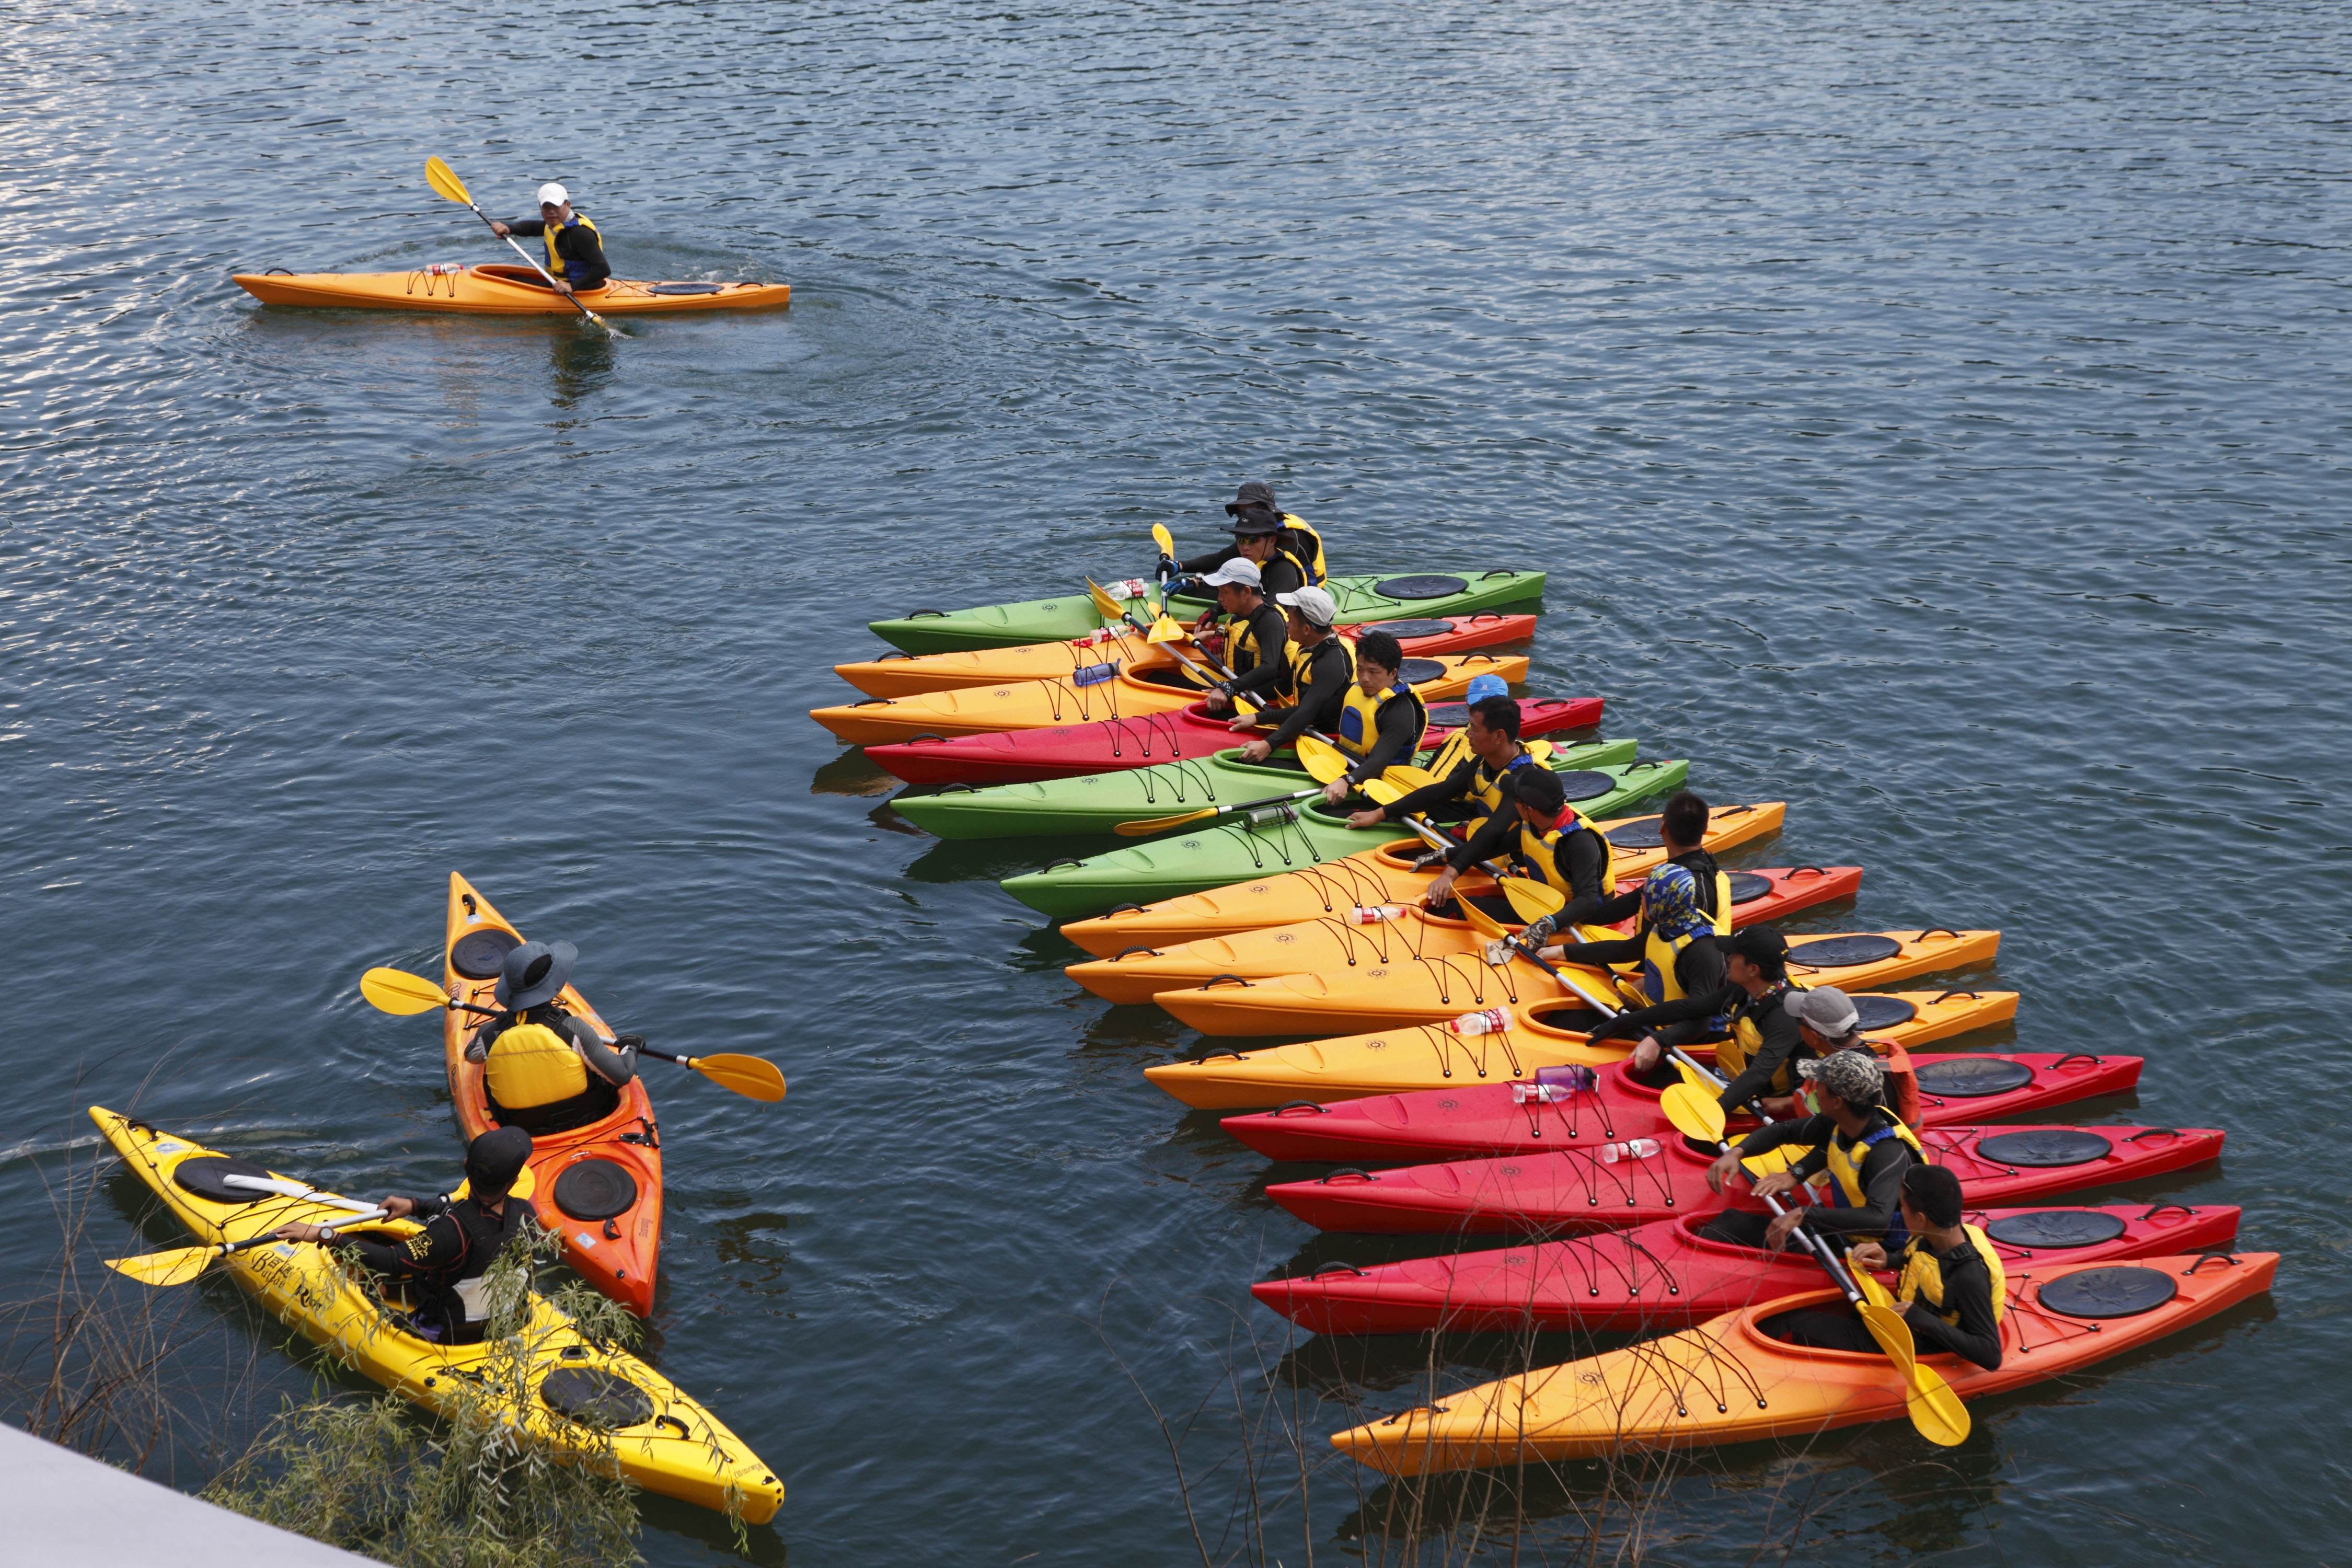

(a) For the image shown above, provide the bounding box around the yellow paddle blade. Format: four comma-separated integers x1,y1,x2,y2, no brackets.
1151,523,1174,558
1547,963,1621,1013
1740,1143,1807,1179
105,1243,225,1288
361,966,451,1016
1117,805,1219,837
424,156,472,206
1384,764,1439,792
1086,577,1124,619
1147,614,1186,644
1527,739,1553,763
1902,1362,1972,1446
1854,1268,1898,1310
1456,897,1509,941
1294,734,1352,785
1658,1082,1726,1144
1360,778,1403,805
693,1053,788,1102
1498,878,1565,924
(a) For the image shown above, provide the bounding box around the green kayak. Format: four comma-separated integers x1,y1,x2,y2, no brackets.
870,570,1546,655
1000,757,1690,920
894,737,1637,840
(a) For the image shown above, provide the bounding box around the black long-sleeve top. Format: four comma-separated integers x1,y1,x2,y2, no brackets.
506,215,610,289
1552,925,1727,1009
1262,634,1353,751
1732,1111,1919,1238
1588,981,1806,1113
1178,546,1305,599
1217,601,1295,700
334,1193,488,1280
1898,1237,2005,1370
1444,799,1610,925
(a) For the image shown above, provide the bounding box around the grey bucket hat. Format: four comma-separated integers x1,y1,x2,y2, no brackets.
495,939,578,1010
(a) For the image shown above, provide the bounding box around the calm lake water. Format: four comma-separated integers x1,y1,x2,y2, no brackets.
6,0,2349,1560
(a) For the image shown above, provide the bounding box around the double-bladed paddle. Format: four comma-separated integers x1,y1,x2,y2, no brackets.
423,157,618,336
358,966,786,1102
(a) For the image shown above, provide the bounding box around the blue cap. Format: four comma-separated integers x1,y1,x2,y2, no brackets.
1464,674,1509,704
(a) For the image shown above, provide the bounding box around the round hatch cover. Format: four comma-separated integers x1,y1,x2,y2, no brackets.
1984,1209,2130,1249
1975,1129,2114,1168
1398,658,1446,686
552,1159,639,1221
1915,1057,2038,1098
2038,1265,2178,1319
1725,872,1774,906
1851,995,1918,1030
1553,770,1615,802
1605,818,1664,849
172,1156,276,1204
1373,574,1471,601
451,927,523,981
540,1366,654,1428
1789,933,1904,967
1359,619,1456,640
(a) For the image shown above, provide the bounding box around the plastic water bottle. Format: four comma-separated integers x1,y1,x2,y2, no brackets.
1074,627,1122,648
1105,578,1151,602
422,261,465,275
1448,1007,1511,1036
1346,904,1404,924
1599,1138,1661,1164
1072,661,1120,686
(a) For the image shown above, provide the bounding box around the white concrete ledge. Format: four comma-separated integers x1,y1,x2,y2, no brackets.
0,1423,373,1566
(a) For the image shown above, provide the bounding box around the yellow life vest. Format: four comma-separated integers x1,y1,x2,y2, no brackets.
482,1021,588,1110
1223,601,1283,681
1334,678,1427,761
1277,513,1328,585
1809,1115,1928,1244
1897,1224,2010,1327
1466,747,1537,816
1279,629,1354,704
1512,806,1609,899
1634,866,1733,1004
1713,982,1805,1090
541,211,601,279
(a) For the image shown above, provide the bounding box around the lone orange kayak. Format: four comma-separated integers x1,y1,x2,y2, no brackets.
234,263,790,315
442,873,664,1316
1332,1252,2277,1470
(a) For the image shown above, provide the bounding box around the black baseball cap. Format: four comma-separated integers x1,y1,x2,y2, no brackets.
1719,927,1789,966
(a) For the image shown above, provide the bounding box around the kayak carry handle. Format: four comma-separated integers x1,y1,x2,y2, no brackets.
2138,1203,2198,1221
1186,1048,1248,1063
1105,904,1148,916
654,1414,692,1439
1310,1261,1368,1278
2126,1128,2182,1143
1272,1101,1329,1116
1789,865,1829,878
1042,859,1084,872
875,652,913,662
1479,570,1516,580
1109,946,1162,962
1200,974,1253,990
2051,1052,2105,1068
1933,989,1982,1002
2184,1251,2240,1273
1718,804,1754,818
1918,928,1963,941
937,782,975,793
905,609,947,618
850,698,895,708
1317,1168,1374,1184
907,733,949,743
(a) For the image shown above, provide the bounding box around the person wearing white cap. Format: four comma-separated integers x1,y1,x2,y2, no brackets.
1195,556,1292,718
488,182,609,296
1233,584,1357,763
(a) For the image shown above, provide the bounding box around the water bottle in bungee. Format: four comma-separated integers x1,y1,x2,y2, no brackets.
1598,1138,1661,1164
1448,1007,1511,1036
1346,904,1404,924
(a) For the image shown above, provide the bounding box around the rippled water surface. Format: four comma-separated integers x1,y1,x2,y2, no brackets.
6,1,2350,1561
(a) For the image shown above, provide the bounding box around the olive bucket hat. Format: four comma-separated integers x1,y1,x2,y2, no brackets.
495,939,578,1011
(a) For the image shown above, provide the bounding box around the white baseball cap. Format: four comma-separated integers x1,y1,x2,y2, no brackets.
1277,585,1338,627
1200,557,1262,590
536,182,570,208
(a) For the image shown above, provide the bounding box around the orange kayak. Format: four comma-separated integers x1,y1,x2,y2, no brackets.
1154,927,2001,1036
1068,865,1862,1005
833,614,1537,700
442,873,663,1316
1331,1252,2277,1471
1059,802,1789,957
811,652,1527,746
1143,987,2016,1110
233,263,790,315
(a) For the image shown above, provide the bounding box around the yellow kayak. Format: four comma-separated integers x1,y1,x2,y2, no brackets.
90,1106,783,1524
811,652,1528,745
232,264,791,315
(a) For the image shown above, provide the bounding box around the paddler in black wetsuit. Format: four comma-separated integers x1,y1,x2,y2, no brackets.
1345,691,1555,910
1587,928,1862,1115
1698,1048,1924,1254
463,939,638,1135
487,182,611,296
1195,557,1292,718
1534,790,1728,1018
1315,631,1427,804
1767,1163,2007,1371
1232,585,1356,763
272,1126,534,1345
1169,482,1326,601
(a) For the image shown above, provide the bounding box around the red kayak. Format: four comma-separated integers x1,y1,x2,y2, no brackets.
1224,1051,2142,1164
1255,1201,2240,1335
1264,1123,2224,1236
867,694,1602,785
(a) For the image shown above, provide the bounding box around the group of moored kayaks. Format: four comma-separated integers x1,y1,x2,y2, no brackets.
832,554,2274,1472
92,874,786,1524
